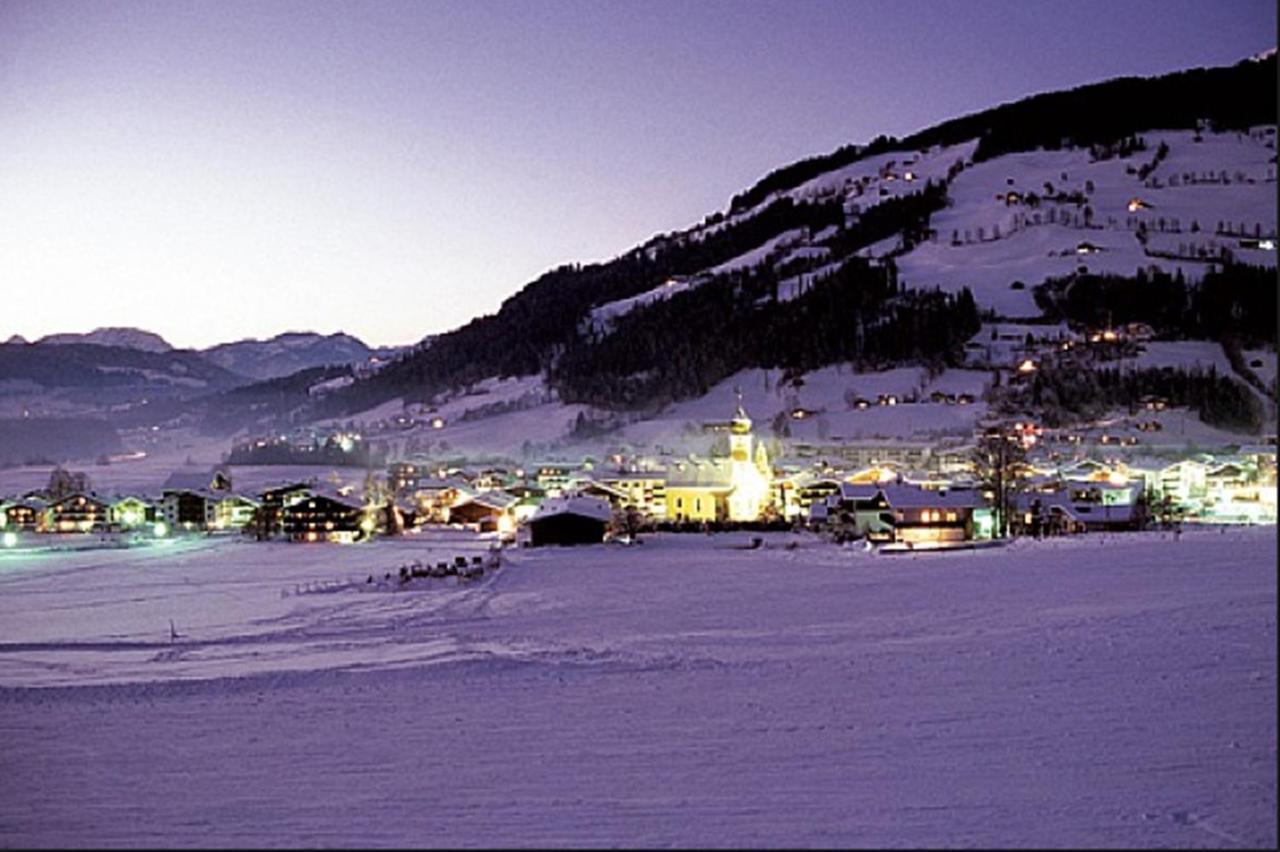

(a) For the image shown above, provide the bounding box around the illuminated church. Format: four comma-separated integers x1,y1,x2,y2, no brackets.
664,395,774,523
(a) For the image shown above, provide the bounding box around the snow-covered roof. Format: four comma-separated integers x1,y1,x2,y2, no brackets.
162,469,224,492
666,460,733,490
465,490,520,511
838,483,883,502
530,495,613,524
295,488,366,512
879,484,986,510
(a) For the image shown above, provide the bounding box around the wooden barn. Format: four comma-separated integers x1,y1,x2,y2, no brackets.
528,496,612,547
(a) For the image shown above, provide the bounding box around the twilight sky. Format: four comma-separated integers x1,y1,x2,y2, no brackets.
1,0,1274,349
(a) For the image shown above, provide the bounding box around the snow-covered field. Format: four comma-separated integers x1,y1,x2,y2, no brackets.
0,527,1274,846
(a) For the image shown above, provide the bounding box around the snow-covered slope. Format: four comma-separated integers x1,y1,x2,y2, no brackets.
585,127,1275,335
895,128,1276,313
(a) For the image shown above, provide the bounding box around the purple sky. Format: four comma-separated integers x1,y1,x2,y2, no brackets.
1,0,1274,349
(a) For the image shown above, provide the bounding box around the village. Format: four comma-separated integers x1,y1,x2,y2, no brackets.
2,384,1274,555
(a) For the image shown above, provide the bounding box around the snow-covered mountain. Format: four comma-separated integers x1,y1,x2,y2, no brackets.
37,327,174,353
301,54,1274,456
199,331,383,381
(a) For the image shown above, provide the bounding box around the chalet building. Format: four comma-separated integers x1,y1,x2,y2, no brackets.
1200,458,1277,523
411,477,473,523
48,493,111,533
504,482,548,523
793,474,844,518
815,483,990,543
160,489,218,530
109,496,156,529
791,441,933,470
1157,459,1208,510
534,463,587,497
386,462,423,494
813,483,895,541
215,494,260,530
256,483,316,537
529,496,612,546
773,472,842,521
2,497,48,532
281,490,368,543
448,490,519,534
594,471,667,520
1057,458,1113,482
880,485,990,544
1013,483,1143,534
472,468,518,492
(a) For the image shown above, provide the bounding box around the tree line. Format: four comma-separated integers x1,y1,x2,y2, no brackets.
548,255,980,409
1033,262,1276,346
1021,363,1263,433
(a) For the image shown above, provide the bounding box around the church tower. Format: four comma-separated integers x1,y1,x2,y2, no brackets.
726,390,772,521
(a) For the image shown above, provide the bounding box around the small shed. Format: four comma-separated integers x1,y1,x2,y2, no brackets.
529,496,612,547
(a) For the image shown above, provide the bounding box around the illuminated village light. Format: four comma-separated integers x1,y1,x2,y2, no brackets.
153,521,168,538
3,531,16,548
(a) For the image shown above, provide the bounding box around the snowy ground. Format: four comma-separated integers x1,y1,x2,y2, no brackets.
0,527,1274,846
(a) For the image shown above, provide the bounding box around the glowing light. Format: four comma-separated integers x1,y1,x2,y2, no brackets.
153,521,168,538
3,531,16,548
1018,359,1037,373
431,417,446,429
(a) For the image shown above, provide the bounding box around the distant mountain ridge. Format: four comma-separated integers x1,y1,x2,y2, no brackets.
37,327,174,353
200,331,382,380
12,327,397,383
